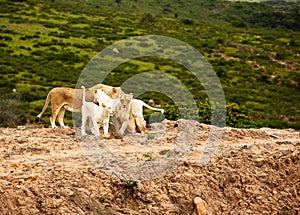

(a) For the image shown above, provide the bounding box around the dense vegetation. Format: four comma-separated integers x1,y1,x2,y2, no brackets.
0,0,299,128
74,0,300,31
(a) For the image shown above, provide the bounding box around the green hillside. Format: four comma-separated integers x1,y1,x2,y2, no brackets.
74,0,300,30
0,0,299,128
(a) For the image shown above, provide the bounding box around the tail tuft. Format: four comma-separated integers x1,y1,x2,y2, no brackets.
35,117,41,123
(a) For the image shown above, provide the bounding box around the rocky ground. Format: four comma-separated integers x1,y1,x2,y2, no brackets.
0,120,299,214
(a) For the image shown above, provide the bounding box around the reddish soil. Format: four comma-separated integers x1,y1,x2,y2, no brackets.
0,120,299,214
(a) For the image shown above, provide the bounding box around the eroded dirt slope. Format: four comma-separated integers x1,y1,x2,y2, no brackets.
0,120,299,214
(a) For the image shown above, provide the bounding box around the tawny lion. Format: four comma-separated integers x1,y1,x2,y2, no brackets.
36,84,123,128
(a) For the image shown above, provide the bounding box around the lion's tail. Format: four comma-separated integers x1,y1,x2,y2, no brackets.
35,90,52,123
141,101,164,114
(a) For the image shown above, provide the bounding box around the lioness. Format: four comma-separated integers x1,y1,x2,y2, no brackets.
114,93,136,137
113,94,164,136
36,84,123,128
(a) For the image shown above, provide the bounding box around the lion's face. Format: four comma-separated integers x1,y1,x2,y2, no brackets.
92,84,124,99
100,103,113,118
119,93,133,111
94,89,114,116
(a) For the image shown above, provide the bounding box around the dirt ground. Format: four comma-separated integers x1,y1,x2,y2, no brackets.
0,119,299,214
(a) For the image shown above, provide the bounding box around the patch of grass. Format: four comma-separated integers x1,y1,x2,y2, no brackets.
147,133,155,140
98,195,105,203
167,151,172,158
143,152,153,160
122,180,139,200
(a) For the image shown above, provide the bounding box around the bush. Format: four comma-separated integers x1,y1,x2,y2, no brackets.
0,35,12,41
0,42,8,47
225,103,252,128
144,110,165,123
160,100,256,128
181,18,194,25
140,13,155,23
231,20,247,28
0,93,26,127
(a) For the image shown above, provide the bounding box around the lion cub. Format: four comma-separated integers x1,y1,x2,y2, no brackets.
81,86,113,138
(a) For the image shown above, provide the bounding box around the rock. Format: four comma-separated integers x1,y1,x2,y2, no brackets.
194,197,210,215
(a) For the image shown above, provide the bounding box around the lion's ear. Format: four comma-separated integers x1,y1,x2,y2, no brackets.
129,93,133,99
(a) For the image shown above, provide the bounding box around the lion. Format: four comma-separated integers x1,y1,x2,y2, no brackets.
130,99,164,134
114,93,136,137
81,86,113,138
35,84,123,128
113,94,164,136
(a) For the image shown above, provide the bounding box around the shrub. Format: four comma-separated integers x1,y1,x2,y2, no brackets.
181,18,194,25
163,104,180,121
160,100,256,128
0,42,8,47
140,13,155,23
0,93,26,126
226,103,252,128
231,20,247,28
144,109,165,124
0,35,12,41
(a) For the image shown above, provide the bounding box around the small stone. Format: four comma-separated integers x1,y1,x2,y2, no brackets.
194,197,210,215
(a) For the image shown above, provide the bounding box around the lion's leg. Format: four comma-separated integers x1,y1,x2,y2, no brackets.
49,116,57,128
103,121,110,138
57,108,69,128
50,107,60,129
91,117,100,136
88,118,94,131
81,112,87,136
135,117,148,134
127,115,136,133
114,118,121,133
102,117,110,135
51,101,67,128
119,121,128,136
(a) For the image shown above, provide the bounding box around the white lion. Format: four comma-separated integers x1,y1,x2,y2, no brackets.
81,86,113,138
130,99,164,133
